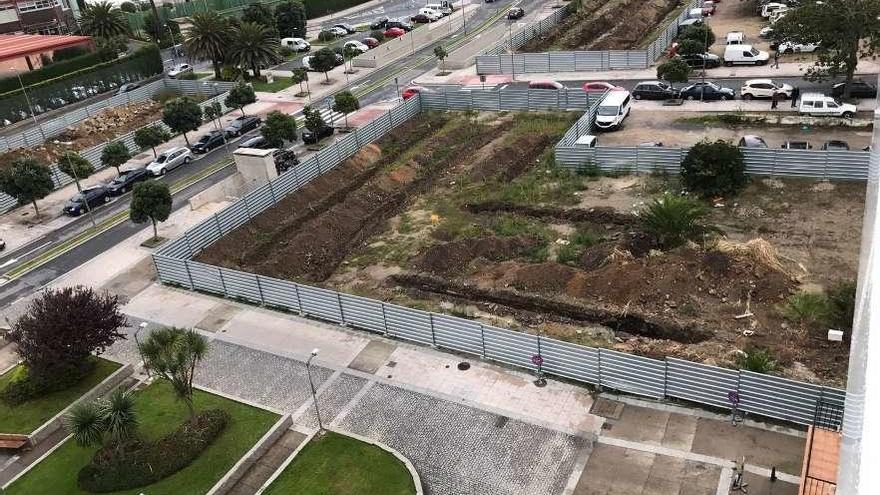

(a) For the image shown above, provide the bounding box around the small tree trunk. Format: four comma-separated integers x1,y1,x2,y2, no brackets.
151,217,158,240
212,59,222,80
114,165,121,174
344,112,349,128
240,106,246,117
184,396,195,418
31,199,40,219
182,132,191,147
151,146,157,158
324,71,329,83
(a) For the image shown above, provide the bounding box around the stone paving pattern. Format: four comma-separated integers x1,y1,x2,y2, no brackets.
297,372,367,429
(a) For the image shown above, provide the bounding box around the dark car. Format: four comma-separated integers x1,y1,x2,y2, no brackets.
821,140,850,150
677,52,721,69
362,37,380,48
411,13,433,23
831,80,877,99
632,81,678,100
385,20,413,32
781,140,812,150
370,17,389,29
115,82,140,95
107,168,150,196
738,135,769,148
64,186,111,216
302,125,334,144
676,17,703,35
507,7,525,19
333,23,357,34
192,130,228,154
679,82,735,101
238,135,272,149
224,115,262,137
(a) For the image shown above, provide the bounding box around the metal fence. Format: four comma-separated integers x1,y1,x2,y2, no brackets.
152,92,848,427
475,0,699,75
420,87,594,111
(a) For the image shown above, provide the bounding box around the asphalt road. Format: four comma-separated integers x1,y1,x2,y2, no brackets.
505,76,839,94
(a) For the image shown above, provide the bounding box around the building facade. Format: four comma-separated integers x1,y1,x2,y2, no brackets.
0,0,79,36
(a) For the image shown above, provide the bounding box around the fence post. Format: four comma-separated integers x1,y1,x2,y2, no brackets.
184,260,195,290
663,358,669,398
184,231,195,258
213,213,223,235
267,180,277,204
255,274,265,305
293,283,304,315
380,303,389,336
429,313,437,347
217,267,229,295
479,324,486,358
337,292,345,325
597,348,603,391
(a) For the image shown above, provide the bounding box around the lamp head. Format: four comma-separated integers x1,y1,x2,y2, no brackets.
310,348,319,357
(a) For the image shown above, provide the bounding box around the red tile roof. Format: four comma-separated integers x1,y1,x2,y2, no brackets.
0,34,92,62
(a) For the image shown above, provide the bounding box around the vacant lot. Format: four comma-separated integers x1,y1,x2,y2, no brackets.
522,0,688,52
199,110,857,385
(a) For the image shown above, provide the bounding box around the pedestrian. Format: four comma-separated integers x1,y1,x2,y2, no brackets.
771,90,779,109
790,86,800,108
773,49,780,69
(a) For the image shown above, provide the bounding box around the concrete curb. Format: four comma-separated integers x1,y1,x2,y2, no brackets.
0,433,73,490
254,429,317,495
206,414,293,495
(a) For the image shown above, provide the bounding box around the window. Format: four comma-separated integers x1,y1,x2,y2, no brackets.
17,0,61,12
827,102,839,108
0,4,18,23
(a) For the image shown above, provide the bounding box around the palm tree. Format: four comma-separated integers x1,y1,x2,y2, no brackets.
228,21,280,79
67,400,105,447
183,11,233,80
79,1,130,39
139,327,209,417
65,389,138,450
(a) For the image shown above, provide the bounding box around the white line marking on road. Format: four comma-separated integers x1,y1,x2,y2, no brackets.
0,259,17,269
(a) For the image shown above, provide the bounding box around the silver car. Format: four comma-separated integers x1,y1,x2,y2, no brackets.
145,147,193,176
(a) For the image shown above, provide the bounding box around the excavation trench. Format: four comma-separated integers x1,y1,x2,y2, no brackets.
464,202,637,226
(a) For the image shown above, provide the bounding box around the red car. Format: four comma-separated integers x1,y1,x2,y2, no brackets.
362,37,380,48
383,27,406,38
410,13,433,23
582,81,626,93
402,85,433,100
701,0,716,15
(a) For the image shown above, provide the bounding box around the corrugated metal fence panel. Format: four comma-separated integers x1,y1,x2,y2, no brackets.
738,370,826,425
297,284,343,323
528,90,563,111
824,150,870,180
220,268,262,304
482,324,538,370
594,147,638,173
666,358,739,409
820,387,846,408
499,89,530,110
475,55,501,75
431,314,483,357
636,146,684,174
548,52,576,73
156,236,191,258
599,349,666,398
446,91,475,109
339,294,386,334
523,53,551,73
257,275,300,312
244,184,276,217
216,200,251,234
384,304,434,346
153,255,192,288
472,91,501,110
186,218,223,252
538,337,600,385
273,167,301,197
295,157,321,184
187,260,225,294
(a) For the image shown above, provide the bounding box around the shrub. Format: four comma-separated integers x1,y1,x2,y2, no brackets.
1,360,96,405
77,408,229,492
680,139,747,198
318,29,336,42
370,30,385,42
679,24,716,47
677,39,705,56
737,347,777,374
57,151,95,179
657,57,691,83
556,243,581,266
53,45,89,62
827,280,856,330
151,89,182,104
279,46,295,57
780,291,832,327
639,194,719,249
176,71,198,80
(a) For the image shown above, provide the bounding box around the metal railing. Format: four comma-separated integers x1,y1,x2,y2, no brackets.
152,92,848,428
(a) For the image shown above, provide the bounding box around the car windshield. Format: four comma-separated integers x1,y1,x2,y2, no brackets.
111,174,129,184
197,135,211,143
70,193,84,203
155,155,168,163
597,105,619,116
749,48,760,55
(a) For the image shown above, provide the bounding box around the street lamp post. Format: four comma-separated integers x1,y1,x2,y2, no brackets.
305,348,324,433
10,66,45,141
135,322,151,377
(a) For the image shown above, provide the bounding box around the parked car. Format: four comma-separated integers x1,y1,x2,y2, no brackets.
761,2,787,18
362,37,380,48
726,31,745,46
146,147,192,176
115,82,140,95
677,52,721,69
370,17,389,29
798,93,857,118
831,80,877,99
417,7,442,21
679,82,736,100
383,27,406,38
701,0,716,15
821,140,850,151
167,63,193,78
281,37,311,52
676,18,703,35
738,135,769,148
759,26,774,38
781,140,812,150
343,40,370,54
302,125,334,144
425,2,452,16
224,115,262,137
386,20,413,31
582,81,625,93
507,7,525,19
529,80,564,90
402,85,434,99
107,168,150,196
328,26,348,37
594,90,632,131
238,135,271,149
302,54,344,71
411,13,435,23
724,45,770,66
773,41,820,53
740,79,794,100
333,23,357,34
768,8,788,24
63,186,111,216
192,130,228,154
0,238,5,251
632,80,678,100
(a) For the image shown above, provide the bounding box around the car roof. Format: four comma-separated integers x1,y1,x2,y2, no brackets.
744,79,774,85
161,146,187,154
636,80,664,85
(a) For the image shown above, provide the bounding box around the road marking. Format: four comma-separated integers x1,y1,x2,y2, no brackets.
0,259,17,269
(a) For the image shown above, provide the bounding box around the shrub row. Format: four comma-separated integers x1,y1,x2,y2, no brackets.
303,0,370,18
77,408,230,493
0,50,117,94
0,360,96,406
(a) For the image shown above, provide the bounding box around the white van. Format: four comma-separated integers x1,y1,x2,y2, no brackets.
425,2,452,15
723,44,769,66
688,7,704,18
281,37,310,52
594,91,632,131
418,7,441,20
761,2,787,18
798,93,857,118
769,8,788,24
726,31,745,45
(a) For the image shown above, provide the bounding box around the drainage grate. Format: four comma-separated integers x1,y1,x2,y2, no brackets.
386,361,397,368
457,362,471,371
494,415,510,428
590,398,625,420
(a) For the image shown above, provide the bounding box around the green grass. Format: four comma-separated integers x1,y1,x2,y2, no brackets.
5,381,278,495
0,358,120,434
263,431,416,495
250,77,297,93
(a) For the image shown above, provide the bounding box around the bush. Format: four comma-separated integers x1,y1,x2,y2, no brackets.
77,408,229,492
639,194,719,249
1,359,96,405
0,49,116,94
677,39,705,56
53,45,89,62
279,46,295,57
737,347,777,374
318,30,336,42
679,24,716,47
370,30,385,42
780,291,832,327
680,139,747,198
57,151,95,179
176,71,198,80
827,280,856,331
657,57,691,83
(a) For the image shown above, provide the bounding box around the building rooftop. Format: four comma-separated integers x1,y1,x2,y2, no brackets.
0,34,92,63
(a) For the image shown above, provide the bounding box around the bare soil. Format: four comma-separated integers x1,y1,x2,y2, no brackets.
522,0,687,52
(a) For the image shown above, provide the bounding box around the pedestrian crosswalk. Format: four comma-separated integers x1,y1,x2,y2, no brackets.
295,107,345,127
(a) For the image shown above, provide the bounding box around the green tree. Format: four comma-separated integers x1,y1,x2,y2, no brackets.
370,30,385,42
639,194,720,249
130,181,172,240
58,151,95,179
0,157,54,217
134,125,171,157
303,105,325,132
100,141,131,175
275,0,307,38
119,1,138,12
229,21,280,79
342,45,360,73
773,0,880,98
139,327,209,417
183,11,234,80
224,81,257,116
677,39,705,56
657,57,691,83
66,388,138,449
680,139,747,198
679,24,715,48
94,34,129,56
333,91,359,128
162,97,203,146
242,2,275,30
203,101,223,129
260,110,298,147
291,67,309,94
434,45,448,72
79,1,129,38
311,47,338,82
317,30,336,42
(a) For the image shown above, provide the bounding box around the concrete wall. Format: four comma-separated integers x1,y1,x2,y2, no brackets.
188,173,247,211
445,21,509,70
205,414,293,495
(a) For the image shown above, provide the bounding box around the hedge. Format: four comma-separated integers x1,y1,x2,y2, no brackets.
302,0,371,18
0,50,116,94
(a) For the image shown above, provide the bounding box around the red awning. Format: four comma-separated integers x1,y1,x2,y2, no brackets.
0,34,92,62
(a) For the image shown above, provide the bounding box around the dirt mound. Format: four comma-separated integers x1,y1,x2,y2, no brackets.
469,132,555,181
507,262,579,293
464,202,635,225
415,235,543,274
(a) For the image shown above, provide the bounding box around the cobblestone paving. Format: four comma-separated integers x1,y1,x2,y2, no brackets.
337,383,589,495
195,340,334,412
297,372,367,429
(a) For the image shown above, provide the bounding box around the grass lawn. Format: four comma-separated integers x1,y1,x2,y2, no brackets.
263,431,416,495
0,358,120,434
250,77,297,93
5,381,278,495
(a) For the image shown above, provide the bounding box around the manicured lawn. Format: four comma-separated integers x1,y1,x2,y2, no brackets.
251,77,297,93
0,358,120,434
264,431,416,495
5,381,278,495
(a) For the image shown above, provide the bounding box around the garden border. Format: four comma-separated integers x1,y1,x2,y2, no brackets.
206,414,293,495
